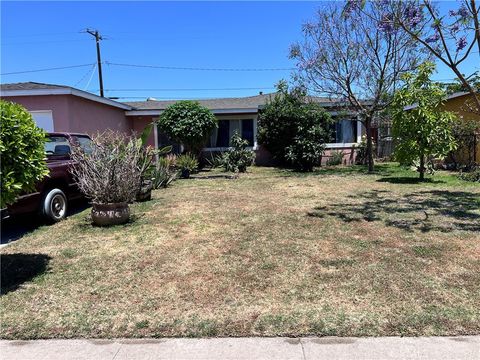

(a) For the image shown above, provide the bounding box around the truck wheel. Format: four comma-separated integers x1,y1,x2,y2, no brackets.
42,188,67,223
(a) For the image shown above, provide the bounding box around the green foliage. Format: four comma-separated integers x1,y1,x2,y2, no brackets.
205,153,224,168
151,154,178,189
326,150,345,166
222,131,255,173
177,153,198,178
0,100,48,207
459,167,480,183
257,81,333,170
391,62,458,180
156,101,217,155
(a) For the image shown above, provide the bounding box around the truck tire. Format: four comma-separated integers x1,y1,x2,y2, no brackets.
41,188,68,223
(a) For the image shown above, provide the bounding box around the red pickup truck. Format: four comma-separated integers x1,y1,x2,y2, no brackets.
2,132,92,223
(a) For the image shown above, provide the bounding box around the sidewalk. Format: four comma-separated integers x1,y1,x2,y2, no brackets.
1,336,478,360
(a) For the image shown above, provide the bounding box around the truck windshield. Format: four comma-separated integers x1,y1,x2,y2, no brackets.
45,136,71,156
72,136,93,154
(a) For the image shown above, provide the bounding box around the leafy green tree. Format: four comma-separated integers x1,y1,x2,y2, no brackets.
157,101,217,156
0,100,48,207
257,81,333,171
391,62,458,180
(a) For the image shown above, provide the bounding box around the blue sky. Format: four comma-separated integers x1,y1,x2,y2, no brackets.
1,1,478,101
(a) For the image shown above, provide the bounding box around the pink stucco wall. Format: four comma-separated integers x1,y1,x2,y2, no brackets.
129,115,156,148
4,94,130,136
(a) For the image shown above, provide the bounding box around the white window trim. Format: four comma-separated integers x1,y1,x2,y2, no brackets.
325,119,362,149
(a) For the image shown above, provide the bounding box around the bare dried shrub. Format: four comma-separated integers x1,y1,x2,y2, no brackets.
71,131,142,204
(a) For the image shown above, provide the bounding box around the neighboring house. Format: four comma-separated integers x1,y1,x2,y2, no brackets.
0,82,132,134
442,92,480,166
1,82,364,165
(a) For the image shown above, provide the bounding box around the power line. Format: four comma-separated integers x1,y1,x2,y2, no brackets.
74,63,97,88
1,63,96,75
106,61,295,72
93,87,276,92
2,39,91,46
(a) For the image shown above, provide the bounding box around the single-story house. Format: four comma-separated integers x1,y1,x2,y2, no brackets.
1,82,364,165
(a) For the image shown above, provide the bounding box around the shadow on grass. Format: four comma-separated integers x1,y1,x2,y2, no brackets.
308,189,480,233
1,253,51,295
377,177,445,184
280,163,406,178
1,199,90,245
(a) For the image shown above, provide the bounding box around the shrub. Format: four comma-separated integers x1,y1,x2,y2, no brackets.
176,153,198,178
222,131,255,173
205,153,224,168
151,154,178,188
70,131,142,204
459,166,480,182
326,150,345,166
257,81,332,170
0,100,48,207
285,114,331,171
156,101,217,156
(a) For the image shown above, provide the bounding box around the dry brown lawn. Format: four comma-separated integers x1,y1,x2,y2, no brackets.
1,164,479,339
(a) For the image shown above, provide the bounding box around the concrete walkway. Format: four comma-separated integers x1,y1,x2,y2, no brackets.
1,336,479,360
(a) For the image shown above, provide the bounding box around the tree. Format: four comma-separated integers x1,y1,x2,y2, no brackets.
289,1,425,172
390,0,480,114
0,100,48,207
391,62,458,180
157,101,217,156
257,81,333,171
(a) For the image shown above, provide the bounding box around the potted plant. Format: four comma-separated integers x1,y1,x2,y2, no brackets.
176,153,198,179
70,131,142,226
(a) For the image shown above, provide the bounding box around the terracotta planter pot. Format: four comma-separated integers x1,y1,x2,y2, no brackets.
91,202,130,226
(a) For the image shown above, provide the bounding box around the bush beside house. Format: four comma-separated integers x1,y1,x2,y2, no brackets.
156,101,217,157
0,100,48,208
257,82,333,171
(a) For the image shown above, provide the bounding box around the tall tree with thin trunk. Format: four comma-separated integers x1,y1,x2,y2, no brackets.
290,1,426,172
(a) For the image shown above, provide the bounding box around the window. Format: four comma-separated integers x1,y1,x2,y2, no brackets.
45,136,70,156
207,119,255,148
329,119,358,143
241,119,254,146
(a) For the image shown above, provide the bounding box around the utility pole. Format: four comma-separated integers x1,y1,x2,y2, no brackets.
85,29,104,97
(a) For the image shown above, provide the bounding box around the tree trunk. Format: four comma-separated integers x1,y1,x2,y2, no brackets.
365,117,374,173
419,154,425,181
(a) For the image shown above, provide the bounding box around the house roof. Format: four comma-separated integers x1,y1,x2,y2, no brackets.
124,93,339,115
0,82,69,91
0,82,132,110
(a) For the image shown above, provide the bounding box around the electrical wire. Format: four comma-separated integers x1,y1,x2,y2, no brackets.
73,63,97,87
91,87,275,92
105,61,295,72
1,63,96,75
83,63,97,91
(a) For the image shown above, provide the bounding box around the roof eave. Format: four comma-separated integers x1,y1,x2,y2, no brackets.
0,88,132,110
